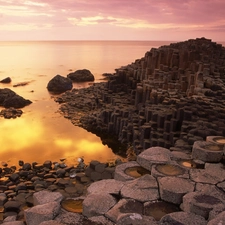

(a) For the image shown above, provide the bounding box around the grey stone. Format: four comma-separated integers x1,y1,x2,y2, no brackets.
207,211,225,225
117,213,158,225
182,191,224,219
24,201,60,225
159,211,207,225
192,141,223,163
82,192,117,218
87,179,124,195
158,176,195,204
39,220,64,225
55,210,82,224
121,174,159,202
105,198,143,223
137,147,172,171
33,190,63,205
114,161,141,181
190,163,225,184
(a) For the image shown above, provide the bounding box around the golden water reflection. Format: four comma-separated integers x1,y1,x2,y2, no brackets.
0,100,120,167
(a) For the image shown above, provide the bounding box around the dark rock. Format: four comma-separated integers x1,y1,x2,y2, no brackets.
43,160,52,169
9,173,20,182
0,77,11,83
22,163,31,171
56,169,66,178
18,161,24,167
0,88,32,108
0,108,23,119
47,74,73,94
67,69,95,82
4,200,22,212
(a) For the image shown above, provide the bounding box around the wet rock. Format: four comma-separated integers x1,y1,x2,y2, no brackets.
192,141,224,163
105,199,143,223
22,163,31,171
47,75,73,94
9,173,19,182
0,90,32,109
114,161,140,181
67,69,95,82
0,77,11,83
0,108,23,119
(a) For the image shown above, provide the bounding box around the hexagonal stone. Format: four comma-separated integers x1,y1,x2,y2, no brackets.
121,174,159,202
158,177,195,204
137,147,172,171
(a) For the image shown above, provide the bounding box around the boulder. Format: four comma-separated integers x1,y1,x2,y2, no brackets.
0,88,32,108
67,69,94,82
0,77,11,83
47,75,73,94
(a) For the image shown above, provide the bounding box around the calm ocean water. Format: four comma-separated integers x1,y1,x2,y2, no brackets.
0,40,224,166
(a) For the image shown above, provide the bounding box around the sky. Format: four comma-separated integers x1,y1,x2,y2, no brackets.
0,0,225,41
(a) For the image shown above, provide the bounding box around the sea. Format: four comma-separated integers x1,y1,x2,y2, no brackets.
0,40,224,167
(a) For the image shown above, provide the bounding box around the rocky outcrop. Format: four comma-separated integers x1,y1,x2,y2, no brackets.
0,88,32,109
0,137,225,224
55,38,225,156
47,75,73,94
67,69,95,82
0,77,11,83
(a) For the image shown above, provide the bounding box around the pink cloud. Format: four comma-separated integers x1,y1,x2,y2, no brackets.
0,0,225,41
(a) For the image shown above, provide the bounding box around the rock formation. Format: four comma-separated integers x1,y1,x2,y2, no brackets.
47,75,73,94
0,88,32,109
55,38,225,156
67,69,95,82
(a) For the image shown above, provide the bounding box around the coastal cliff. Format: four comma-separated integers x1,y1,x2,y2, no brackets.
56,37,225,156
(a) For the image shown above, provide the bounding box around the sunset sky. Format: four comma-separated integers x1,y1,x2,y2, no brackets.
0,0,224,41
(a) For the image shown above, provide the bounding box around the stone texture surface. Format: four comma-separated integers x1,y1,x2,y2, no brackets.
159,212,207,225
87,179,124,195
33,190,64,205
137,147,172,171
82,192,117,218
24,201,60,225
121,174,159,202
158,176,195,204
